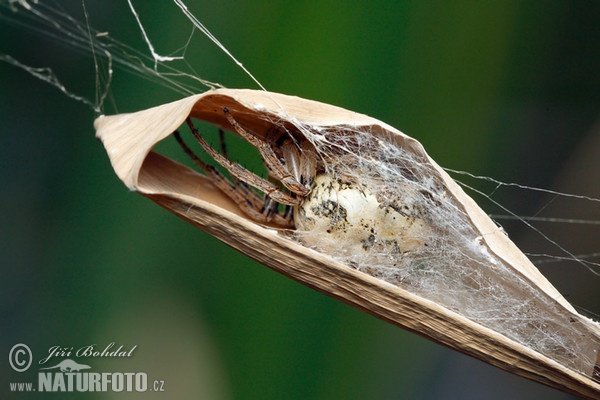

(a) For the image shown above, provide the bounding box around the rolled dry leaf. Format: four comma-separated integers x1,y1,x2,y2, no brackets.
95,88,600,398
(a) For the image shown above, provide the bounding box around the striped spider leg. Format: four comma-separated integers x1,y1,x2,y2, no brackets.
174,108,317,227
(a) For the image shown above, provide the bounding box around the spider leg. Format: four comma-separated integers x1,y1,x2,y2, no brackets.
217,127,256,203
223,107,311,197
218,128,228,158
219,127,279,218
185,118,301,206
173,130,292,226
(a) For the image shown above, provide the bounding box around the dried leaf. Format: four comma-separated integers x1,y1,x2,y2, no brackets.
96,89,600,398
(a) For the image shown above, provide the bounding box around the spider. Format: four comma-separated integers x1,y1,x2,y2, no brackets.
173,107,431,256
173,107,319,227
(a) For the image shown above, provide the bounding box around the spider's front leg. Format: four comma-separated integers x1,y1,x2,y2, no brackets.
223,107,315,198
185,118,301,207
174,130,291,226
179,117,320,227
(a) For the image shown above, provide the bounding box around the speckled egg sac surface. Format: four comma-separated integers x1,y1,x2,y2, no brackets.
294,174,431,262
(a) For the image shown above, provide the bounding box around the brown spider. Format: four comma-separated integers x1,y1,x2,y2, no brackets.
174,107,317,227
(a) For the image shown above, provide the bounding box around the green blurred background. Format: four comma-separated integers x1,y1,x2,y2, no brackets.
1,1,599,399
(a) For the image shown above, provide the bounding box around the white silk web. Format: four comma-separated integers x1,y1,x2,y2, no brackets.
0,0,219,113
279,120,600,377
2,0,599,380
